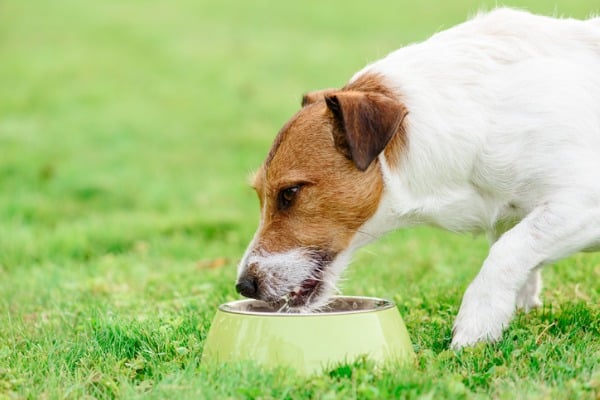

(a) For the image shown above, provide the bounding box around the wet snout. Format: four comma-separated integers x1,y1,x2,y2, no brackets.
235,248,337,308
235,258,265,300
235,270,259,299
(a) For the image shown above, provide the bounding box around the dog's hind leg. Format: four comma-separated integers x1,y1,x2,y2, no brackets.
487,224,542,312
516,268,542,312
451,198,600,349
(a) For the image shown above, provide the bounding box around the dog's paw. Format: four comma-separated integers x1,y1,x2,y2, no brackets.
451,321,504,350
450,284,515,350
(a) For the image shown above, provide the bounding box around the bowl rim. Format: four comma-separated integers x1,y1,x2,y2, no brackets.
218,295,396,317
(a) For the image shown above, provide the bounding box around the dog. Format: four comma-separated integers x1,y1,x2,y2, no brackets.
235,8,600,348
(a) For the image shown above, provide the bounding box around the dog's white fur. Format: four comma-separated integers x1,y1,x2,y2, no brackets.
240,228,355,311
240,8,600,348
350,8,600,348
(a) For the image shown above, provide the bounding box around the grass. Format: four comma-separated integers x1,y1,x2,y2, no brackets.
1,0,599,398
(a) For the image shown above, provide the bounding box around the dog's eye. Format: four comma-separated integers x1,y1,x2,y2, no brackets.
277,185,300,211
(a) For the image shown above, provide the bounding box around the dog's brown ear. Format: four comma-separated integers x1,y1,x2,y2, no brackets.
301,88,338,107
325,92,407,171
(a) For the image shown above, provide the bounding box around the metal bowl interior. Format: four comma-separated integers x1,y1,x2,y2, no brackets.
202,296,414,375
219,296,395,315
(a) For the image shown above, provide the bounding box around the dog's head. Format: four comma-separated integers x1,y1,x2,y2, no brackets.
236,74,407,310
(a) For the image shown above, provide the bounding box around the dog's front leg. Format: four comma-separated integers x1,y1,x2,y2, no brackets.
451,200,599,349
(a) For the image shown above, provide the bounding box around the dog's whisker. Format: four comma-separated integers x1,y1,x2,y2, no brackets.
356,229,379,241
359,248,378,256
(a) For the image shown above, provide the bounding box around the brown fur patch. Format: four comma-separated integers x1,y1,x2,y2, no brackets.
343,73,395,95
252,73,407,255
344,73,408,169
301,88,338,107
325,91,406,171
254,104,383,255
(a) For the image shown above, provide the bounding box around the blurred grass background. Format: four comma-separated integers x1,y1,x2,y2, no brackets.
1,0,599,398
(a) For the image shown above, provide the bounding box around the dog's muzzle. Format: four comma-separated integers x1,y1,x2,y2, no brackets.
235,249,336,307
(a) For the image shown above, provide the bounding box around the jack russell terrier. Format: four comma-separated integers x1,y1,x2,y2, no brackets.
235,8,600,348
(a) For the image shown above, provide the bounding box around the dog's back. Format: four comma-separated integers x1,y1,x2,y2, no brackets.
352,8,600,233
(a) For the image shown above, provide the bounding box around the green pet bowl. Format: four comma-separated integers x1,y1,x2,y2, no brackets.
201,295,414,374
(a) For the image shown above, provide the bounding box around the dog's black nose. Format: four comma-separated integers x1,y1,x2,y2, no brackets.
235,276,259,299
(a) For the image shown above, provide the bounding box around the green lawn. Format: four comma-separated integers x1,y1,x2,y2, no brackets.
1,0,599,398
